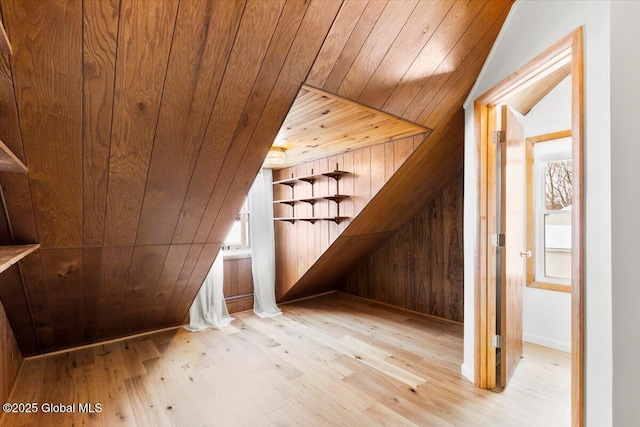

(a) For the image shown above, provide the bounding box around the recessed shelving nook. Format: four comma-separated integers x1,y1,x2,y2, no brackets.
273,165,350,224
0,25,41,275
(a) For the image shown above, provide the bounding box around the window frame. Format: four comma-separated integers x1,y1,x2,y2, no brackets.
534,160,572,286
525,131,572,293
222,198,250,251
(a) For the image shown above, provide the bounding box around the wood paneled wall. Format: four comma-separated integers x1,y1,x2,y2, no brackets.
182,255,253,321
342,175,463,322
273,134,425,299
279,0,512,301
0,298,22,406
0,0,342,354
0,0,512,353
223,256,254,314
223,256,253,299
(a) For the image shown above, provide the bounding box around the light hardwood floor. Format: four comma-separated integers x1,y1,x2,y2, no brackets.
1,292,569,426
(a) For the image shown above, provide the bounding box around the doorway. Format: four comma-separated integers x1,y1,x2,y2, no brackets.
473,28,584,426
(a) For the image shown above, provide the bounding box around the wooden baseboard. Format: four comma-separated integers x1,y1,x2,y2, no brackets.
23,325,182,360
334,291,464,326
226,294,254,314
278,290,337,305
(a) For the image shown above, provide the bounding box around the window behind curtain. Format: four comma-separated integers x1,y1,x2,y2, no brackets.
222,198,250,251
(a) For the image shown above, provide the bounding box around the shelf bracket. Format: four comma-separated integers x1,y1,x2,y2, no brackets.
274,218,295,224
325,217,347,224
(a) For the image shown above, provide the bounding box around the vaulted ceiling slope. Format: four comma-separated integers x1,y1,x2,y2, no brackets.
270,84,431,167
0,0,342,355
280,0,513,300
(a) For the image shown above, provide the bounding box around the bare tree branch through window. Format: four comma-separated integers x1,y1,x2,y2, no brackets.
545,159,573,210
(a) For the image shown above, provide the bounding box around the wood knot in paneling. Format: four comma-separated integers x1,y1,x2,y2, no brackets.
56,260,78,278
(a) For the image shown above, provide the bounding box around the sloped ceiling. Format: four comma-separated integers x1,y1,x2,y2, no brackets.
0,0,342,354
0,0,513,354
280,0,514,300
268,84,430,167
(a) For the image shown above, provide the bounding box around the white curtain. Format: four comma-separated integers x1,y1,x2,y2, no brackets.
249,169,282,318
184,253,234,331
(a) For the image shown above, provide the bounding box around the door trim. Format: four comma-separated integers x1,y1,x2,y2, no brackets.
473,27,584,426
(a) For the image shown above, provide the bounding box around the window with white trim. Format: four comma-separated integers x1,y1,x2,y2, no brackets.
222,198,250,251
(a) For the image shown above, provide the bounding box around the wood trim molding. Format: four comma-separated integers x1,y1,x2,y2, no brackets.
570,27,585,427
222,251,251,261
336,291,464,327
525,138,535,287
475,30,575,106
527,130,572,144
473,102,487,387
278,290,337,305
525,129,572,291
473,27,584,426
529,281,571,293
23,325,182,360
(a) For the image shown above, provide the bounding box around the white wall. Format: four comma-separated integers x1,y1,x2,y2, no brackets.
611,1,640,424
523,77,572,353
524,76,571,137
462,1,613,425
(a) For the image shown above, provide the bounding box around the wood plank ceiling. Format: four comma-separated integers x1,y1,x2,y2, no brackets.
0,0,342,355
267,84,430,168
0,0,513,354
280,0,514,300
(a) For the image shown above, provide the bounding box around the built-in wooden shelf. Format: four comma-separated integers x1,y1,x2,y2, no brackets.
273,199,297,206
273,179,295,188
300,195,350,205
273,168,349,224
273,170,350,186
0,244,40,274
273,194,349,206
0,54,36,274
0,21,36,278
0,140,28,173
274,217,349,224
322,195,349,203
0,20,12,55
274,217,296,223
299,197,319,205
